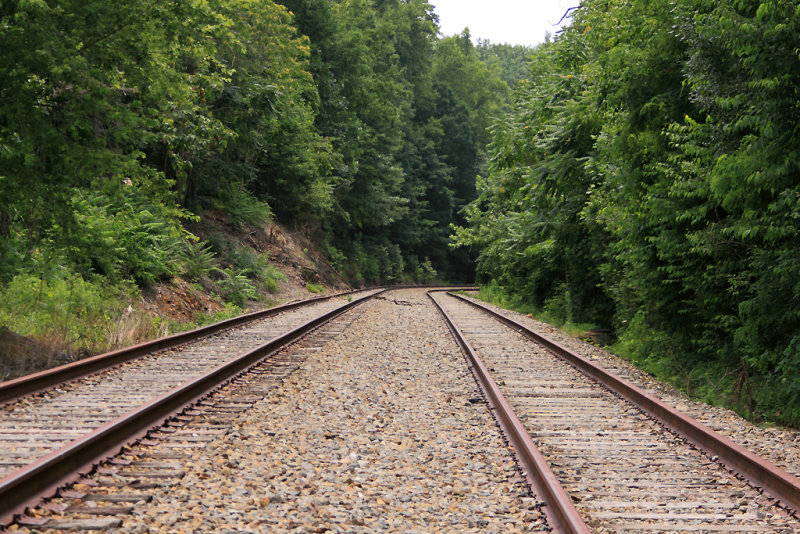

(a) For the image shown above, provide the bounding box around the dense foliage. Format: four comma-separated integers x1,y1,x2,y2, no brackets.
280,3,509,283
455,0,800,425
476,40,537,89
1,0,516,361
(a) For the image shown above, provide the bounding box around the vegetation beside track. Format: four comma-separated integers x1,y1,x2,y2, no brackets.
454,0,800,427
0,215,334,381
0,1,529,379
4,0,797,428
473,277,800,428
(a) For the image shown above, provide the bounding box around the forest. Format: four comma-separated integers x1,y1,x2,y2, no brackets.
454,0,800,425
0,0,513,364
0,0,513,286
2,0,799,425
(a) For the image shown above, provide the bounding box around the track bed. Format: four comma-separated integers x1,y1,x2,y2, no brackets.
9,289,547,533
432,291,800,532
0,291,379,481
5,288,799,533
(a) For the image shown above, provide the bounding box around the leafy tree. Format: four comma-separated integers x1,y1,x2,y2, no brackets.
186,0,336,220
476,40,535,89
282,0,504,283
0,0,217,276
454,36,611,322
456,0,800,423
284,0,409,273
0,0,334,274
667,0,800,417
432,31,509,146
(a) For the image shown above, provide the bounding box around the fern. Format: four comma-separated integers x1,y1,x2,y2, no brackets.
216,267,257,306
177,240,219,281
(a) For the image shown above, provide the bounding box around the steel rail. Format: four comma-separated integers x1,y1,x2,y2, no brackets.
427,290,590,534
0,289,366,404
447,291,800,513
0,289,386,527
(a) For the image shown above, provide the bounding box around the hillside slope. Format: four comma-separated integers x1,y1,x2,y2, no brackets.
0,217,350,381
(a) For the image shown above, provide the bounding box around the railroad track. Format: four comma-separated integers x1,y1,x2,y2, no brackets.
4,295,380,532
430,290,800,533
4,286,797,532
0,288,385,526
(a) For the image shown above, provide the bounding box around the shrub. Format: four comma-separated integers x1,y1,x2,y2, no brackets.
226,247,267,278
217,185,273,229
414,258,438,284
216,267,258,306
261,263,286,294
0,272,126,356
306,282,325,294
177,240,219,281
68,190,185,284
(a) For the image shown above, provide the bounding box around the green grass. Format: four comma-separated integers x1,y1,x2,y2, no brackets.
306,282,325,294
0,272,161,380
262,264,286,294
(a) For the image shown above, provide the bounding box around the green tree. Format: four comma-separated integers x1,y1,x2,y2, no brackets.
0,0,219,278
476,40,534,89
432,31,508,146
186,0,336,220
454,36,611,321
283,0,497,283
456,0,800,423
666,0,800,418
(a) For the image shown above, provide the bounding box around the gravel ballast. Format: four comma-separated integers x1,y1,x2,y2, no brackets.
112,289,546,533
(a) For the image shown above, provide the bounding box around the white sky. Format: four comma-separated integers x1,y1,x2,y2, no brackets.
429,0,578,46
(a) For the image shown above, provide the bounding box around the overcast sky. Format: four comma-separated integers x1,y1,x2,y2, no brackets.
429,0,578,46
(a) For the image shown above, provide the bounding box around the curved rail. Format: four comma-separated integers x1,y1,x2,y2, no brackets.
427,290,590,534
447,291,800,513
0,289,385,526
0,290,367,404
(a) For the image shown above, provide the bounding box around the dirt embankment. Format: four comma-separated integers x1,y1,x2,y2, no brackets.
143,214,351,323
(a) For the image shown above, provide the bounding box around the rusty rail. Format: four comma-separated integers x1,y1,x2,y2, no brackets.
0,290,367,404
447,291,800,513
0,289,385,526
427,291,590,534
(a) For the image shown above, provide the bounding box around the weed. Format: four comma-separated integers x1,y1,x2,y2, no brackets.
0,273,119,354
204,232,232,258
0,272,157,379
217,247,284,295
216,267,258,306
107,308,165,349
177,240,219,281
262,264,286,294
168,303,243,333
306,282,325,294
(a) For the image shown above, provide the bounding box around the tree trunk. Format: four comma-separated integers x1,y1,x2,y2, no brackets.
0,211,11,237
